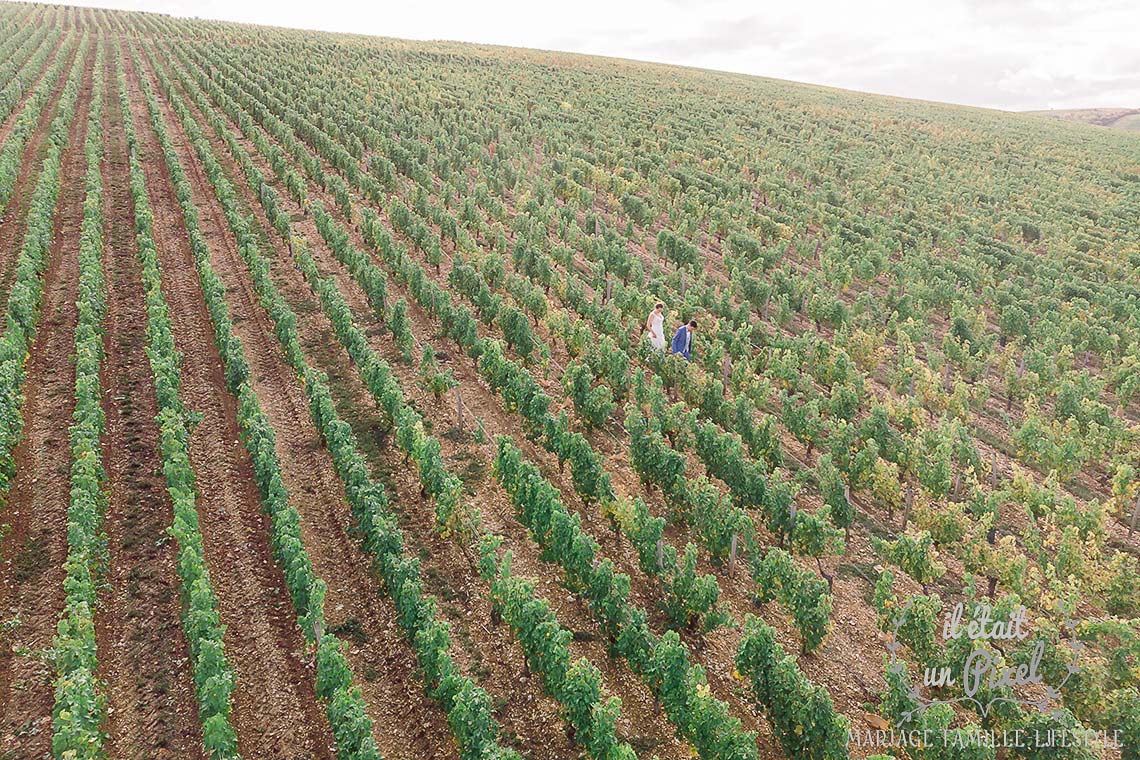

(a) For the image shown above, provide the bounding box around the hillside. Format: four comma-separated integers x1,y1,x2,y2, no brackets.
0,4,1136,760
1025,107,1140,131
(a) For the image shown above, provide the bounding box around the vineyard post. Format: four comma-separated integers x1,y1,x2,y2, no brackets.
1130,492,1139,537
604,277,612,304
456,391,464,434
902,482,913,530
729,533,738,577
762,293,771,322
656,539,664,572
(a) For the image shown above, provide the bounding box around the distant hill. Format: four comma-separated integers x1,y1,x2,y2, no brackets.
1025,107,1140,131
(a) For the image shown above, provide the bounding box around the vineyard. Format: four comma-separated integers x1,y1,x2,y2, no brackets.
0,3,1137,759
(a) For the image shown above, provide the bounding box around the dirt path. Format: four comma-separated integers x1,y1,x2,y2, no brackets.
93,45,207,760
0,42,92,757
134,48,462,760
121,49,336,760
0,38,74,302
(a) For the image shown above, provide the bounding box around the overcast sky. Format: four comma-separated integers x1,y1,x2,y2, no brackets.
60,0,1140,111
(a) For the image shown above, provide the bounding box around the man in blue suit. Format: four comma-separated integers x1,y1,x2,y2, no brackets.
670,319,696,361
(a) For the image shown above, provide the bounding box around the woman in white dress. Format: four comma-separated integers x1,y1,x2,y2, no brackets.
646,302,666,351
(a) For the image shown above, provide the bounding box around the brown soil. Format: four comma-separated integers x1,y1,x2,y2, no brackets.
0,41,93,757
94,45,207,760
121,47,336,760
133,48,462,760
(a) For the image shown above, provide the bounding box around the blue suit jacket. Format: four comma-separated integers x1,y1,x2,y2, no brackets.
671,326,691,360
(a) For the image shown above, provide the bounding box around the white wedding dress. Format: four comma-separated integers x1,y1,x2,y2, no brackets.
649,312,666,350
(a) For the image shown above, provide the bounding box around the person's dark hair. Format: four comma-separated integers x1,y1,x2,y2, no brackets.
688,319,697,328
655,302,664,310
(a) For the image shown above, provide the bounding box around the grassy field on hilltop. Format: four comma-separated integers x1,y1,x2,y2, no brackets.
1026,107,1140,131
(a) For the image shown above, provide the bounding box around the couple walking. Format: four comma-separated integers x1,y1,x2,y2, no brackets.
646,302,696,361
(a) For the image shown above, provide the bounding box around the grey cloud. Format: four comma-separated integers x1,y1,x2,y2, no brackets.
630,14,799,60
624,1,1140,110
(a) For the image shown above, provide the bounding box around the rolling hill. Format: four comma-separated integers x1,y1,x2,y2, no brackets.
0,4,1136,760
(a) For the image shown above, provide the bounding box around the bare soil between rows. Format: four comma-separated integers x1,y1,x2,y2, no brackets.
0,40,93,757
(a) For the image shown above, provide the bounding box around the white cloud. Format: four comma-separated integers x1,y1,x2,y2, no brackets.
57,0,1140,110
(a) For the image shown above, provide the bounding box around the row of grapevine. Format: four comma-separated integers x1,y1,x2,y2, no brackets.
0,35,83,500
749,549,834,654
735,616,849,760
0,26,73,216
476,541,638,760
0,20,56,127
625,391,835,650
134,44,523,759
115,49,240,758
493,437,760,760
51,39,107,760
126,43,386,759
148,45,647,760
